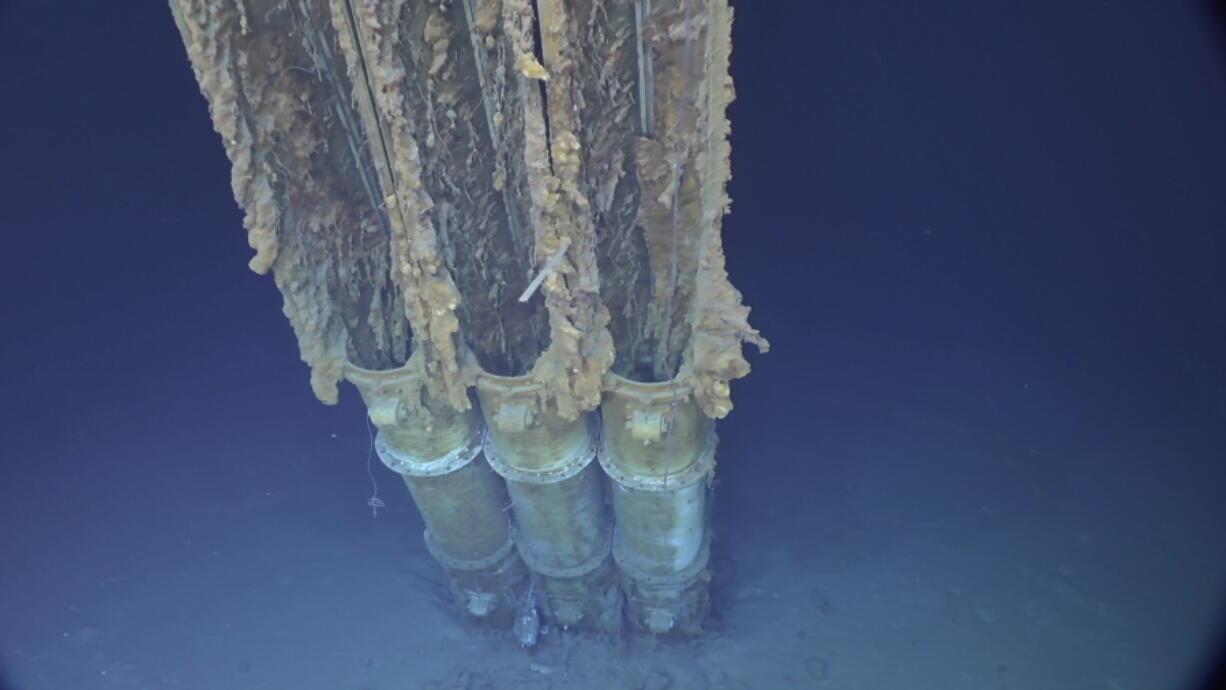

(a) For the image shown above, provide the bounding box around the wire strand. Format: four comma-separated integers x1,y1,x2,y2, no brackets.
364,415,385,517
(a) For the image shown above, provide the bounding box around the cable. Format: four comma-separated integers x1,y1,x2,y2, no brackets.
364,414,386,517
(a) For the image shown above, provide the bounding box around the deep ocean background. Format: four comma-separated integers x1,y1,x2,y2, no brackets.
1,1,1224,688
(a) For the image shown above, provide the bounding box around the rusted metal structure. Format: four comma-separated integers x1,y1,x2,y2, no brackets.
171,0,765,638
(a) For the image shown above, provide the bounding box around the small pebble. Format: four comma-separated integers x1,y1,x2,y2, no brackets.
804,656,828,683
643,668,673,690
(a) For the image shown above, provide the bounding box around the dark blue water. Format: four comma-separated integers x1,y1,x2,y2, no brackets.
1,1,1223,688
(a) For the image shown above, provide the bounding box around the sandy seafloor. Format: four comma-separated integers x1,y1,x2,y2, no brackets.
1,3,1224,686
3,338,1223,690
